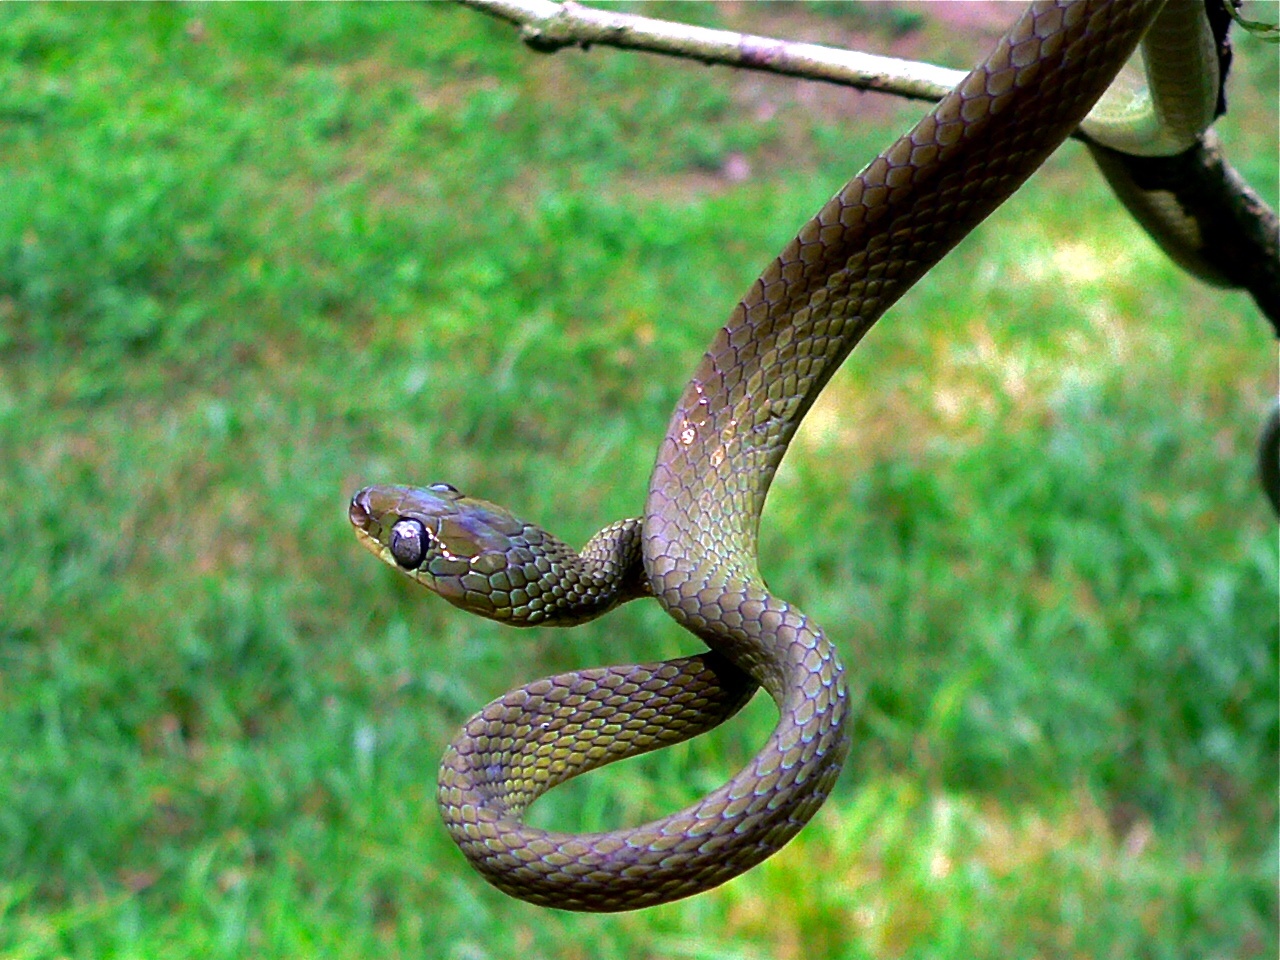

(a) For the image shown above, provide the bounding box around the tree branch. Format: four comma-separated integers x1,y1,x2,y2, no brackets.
1087,133,1280,332
457,0,964,104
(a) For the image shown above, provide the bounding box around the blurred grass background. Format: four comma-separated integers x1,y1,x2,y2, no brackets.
0,2,1275,957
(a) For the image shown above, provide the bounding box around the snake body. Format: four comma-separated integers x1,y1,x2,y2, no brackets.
351,0,1202,911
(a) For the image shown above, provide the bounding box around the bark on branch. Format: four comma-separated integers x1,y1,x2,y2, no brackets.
457,0,964,103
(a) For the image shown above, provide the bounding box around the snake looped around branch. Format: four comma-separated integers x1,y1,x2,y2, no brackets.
350,0,1249,912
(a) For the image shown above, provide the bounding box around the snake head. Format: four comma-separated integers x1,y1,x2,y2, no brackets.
348,483,561,623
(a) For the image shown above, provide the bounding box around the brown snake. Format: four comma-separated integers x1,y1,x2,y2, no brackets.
350,0,1207,911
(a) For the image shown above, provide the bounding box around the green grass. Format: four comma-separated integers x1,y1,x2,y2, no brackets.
0,3,1276,958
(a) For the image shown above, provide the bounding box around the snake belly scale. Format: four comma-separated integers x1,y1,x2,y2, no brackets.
350,0,1164,911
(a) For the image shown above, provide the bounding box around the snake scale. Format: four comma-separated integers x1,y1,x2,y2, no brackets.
351,0,1214,911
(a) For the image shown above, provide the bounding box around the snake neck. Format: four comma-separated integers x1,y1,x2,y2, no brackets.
530,516,650,626
643,0,1162,613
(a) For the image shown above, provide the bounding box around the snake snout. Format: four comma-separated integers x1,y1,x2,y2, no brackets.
349,487,375,531
348,484,423,539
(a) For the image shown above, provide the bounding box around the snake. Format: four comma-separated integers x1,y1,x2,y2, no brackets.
349,0,1231,912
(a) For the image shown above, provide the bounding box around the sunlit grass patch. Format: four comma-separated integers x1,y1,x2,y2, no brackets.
716,779,1269,960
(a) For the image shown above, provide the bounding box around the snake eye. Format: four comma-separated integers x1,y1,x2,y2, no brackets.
429,482,459,495
390,518,427,569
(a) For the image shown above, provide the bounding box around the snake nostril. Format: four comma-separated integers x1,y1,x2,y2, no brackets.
349,488,373,527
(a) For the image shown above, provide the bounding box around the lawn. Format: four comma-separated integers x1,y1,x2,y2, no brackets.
0,3,1276,958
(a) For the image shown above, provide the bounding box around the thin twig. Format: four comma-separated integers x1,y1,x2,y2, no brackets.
457,0,965,104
